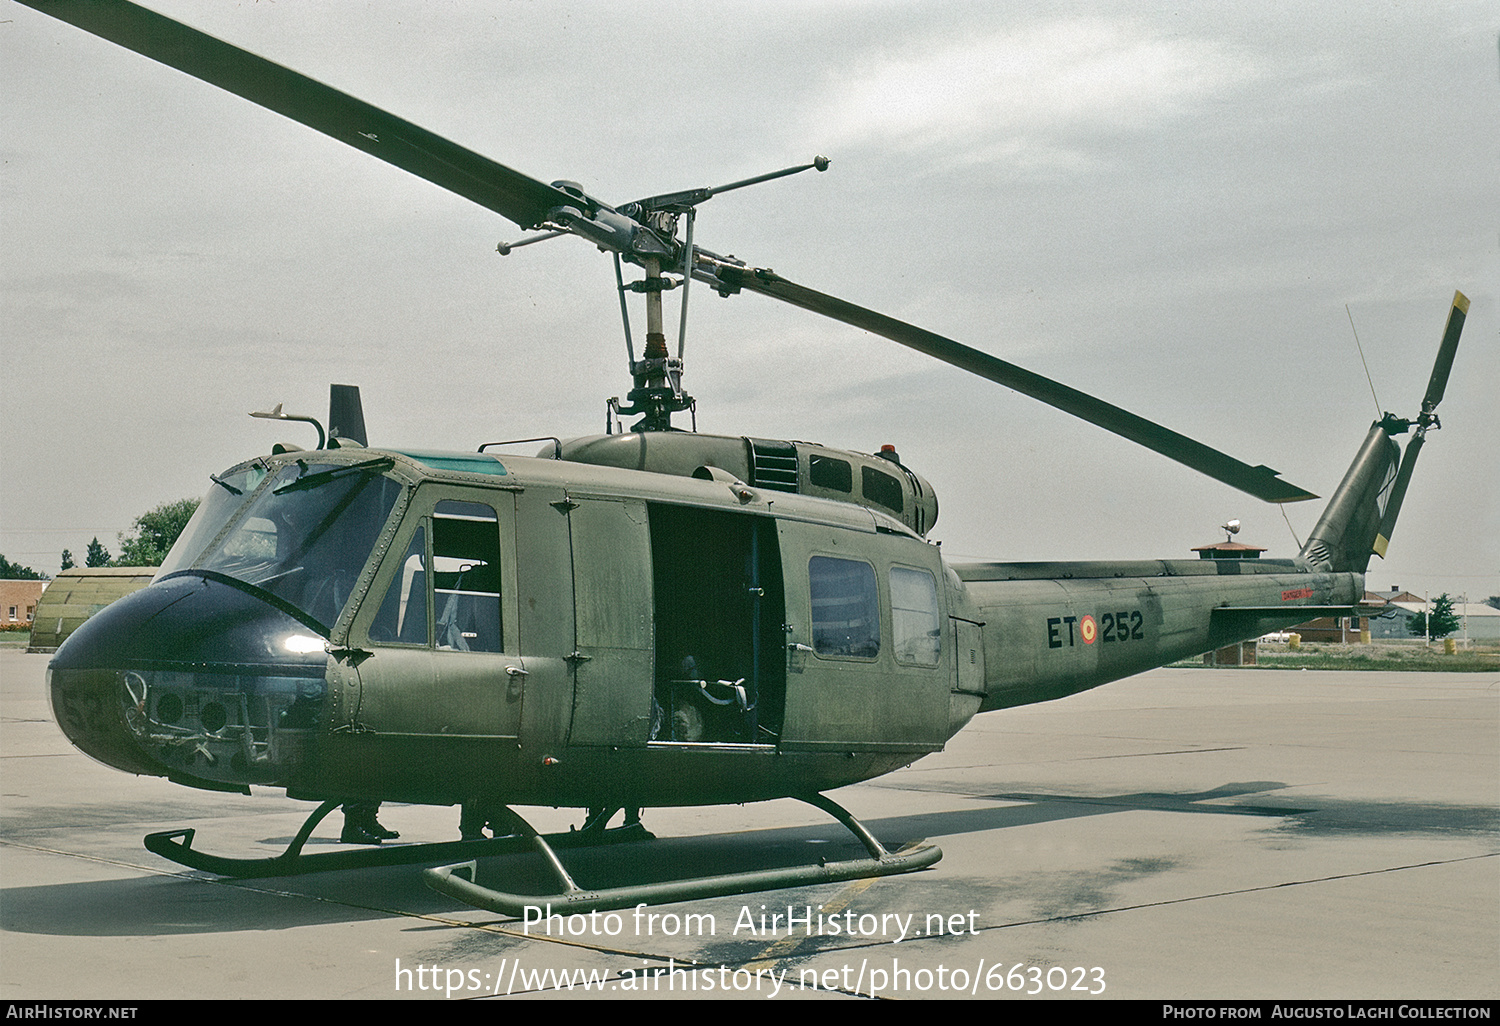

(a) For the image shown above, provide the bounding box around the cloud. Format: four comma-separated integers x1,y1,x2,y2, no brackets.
810,17,1258,170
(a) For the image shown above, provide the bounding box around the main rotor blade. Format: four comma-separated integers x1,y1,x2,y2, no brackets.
18,0,573,231
716,265,1317,504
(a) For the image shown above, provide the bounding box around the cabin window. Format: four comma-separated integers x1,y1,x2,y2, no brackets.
431,500,502,652
810,454,853,493
861,466,904,513
809,556,880,659
368,500,502,652
890,566,941,666
370,527,428,645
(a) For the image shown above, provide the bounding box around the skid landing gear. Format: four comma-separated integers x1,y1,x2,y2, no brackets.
423,793,942,917
143,799,650,878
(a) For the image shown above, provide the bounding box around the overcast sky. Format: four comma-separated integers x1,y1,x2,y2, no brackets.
3,1,1496,602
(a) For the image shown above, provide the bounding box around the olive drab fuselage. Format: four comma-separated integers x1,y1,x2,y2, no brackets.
47,432,1362,812
17,0,1463,915
20,0,1443,828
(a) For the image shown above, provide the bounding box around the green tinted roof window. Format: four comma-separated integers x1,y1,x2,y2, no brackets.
394,450,508,476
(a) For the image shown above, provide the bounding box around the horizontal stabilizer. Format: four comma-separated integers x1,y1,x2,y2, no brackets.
1210,604,1376,636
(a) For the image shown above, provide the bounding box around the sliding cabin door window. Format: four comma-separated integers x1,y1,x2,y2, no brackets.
809,556,880,659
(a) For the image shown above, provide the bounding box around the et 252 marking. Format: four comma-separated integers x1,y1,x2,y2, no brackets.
1047,611,1145,649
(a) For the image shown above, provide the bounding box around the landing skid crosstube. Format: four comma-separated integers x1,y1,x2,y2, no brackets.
142,799,651,878
423,794,942,917
143,794,941,914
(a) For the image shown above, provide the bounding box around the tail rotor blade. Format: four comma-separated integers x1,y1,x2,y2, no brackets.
1373,290,1468,558
1422,291,1468,413
1373,433,1421,558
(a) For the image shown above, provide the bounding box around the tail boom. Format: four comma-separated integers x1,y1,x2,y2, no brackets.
954,560,1363,714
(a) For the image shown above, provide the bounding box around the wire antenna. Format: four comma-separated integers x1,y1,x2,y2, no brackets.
1346,304,1382,417
1280,503,1303,551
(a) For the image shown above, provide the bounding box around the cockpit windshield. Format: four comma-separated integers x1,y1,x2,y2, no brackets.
160,459,402,632
156,463,269,582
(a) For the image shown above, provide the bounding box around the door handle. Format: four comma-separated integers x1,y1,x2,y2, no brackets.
505,664,527,700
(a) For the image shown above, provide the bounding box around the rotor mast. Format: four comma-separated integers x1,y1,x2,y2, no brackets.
503,158,830,433
614,254,692,432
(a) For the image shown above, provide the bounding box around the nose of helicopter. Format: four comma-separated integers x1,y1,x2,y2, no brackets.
48,574,331,790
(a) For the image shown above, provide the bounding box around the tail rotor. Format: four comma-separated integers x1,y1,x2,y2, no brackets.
1372,291,1468,558
1300,291,1467,574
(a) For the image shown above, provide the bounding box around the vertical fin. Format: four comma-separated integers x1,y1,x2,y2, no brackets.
1300,424,1400,573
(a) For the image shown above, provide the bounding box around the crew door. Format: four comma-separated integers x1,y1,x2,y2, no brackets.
346,489,524,740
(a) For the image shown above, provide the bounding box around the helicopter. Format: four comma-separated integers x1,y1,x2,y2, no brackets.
21,1,1470,916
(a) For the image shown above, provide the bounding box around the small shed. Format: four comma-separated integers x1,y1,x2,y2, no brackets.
1191,540,1267,560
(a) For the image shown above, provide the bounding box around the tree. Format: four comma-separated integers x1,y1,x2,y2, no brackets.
60,549,75,571
0,554,47,580
85,537,111,568
1486,596,1500,611
115,498,200,567
1406,593,1461,641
